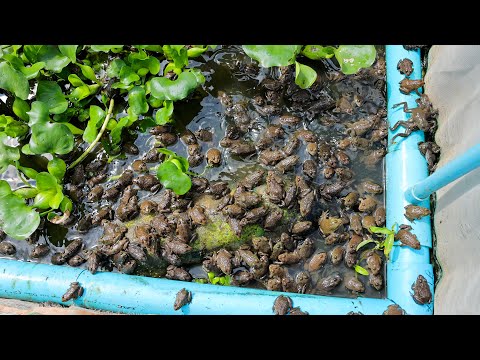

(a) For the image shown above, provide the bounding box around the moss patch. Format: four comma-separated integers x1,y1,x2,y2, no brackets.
192,215,265,251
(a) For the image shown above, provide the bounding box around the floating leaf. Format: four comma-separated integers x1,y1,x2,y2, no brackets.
150,71,203,101
302,45,335,60
47,158,66,183
334,45,376,75
89,45,123,53
58,45,78,63
155,101,174,125
0,115,29,138
106,59,126,78
77,63,97,82
354,265,369,276
156,161,191,195
242,45,301,67
33,172,64,210
12,97,30,121
24,45,71,73
120,66,140,85
0,180,40,240
163,45,188,70
83,105,105,143
0,61,29,99
295,61,317,89
0,132,20,173
128,86,149,115
36,81,68,114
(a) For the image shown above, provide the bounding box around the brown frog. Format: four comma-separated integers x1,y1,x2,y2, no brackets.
317,273,343,292
0,241,16,255
273,295,293,315
62,238,83,261
134,175,161,192
235,191,261,209
132,160,148,173
411,274,432,305
342,192,359,209
101,221,127,245
282,136,301,156
222,139,257,156
116,186,140,221
51,252,66,265
369,273,384,291
156,132,178,146
289,307,309,315
206,181,229,199
68,254,87,267
127,243,147,263
166,265,192,282
307,252,327,271
240,169,265,189
283,182,297,209
61,282,84,302
222,204,245,219
174,288,192,311
419,141,441,172
404,205,430,222
319,181,345,201
397,58,414,76
278,114,302,126
325,232,349,246
232,271,254,286
330,246,345,265
358,196,377,213
362,215,377,231
395,224,421,250
399,79,424,95
296,271,311,293
349,213,363,235
370,127,388,143
180,130,198,145
191,177,209,192
123,143,139,155
139,200,158,215
264,208,283,229
87,185,104,202
86,250,102,274
335,167,354,182
359,180,383,195
91,206,113,226
366,251,382,275
345,118,375,137
298,191,315,217
275,155,299,173
302,159,317,178
195,129,213,142
391,94,436,143
30,244,50,259
305,142,318,157
345,277,365,293
143,148,160,163
252,236,271,254
259,149,287,166
383,304,405,315
319,211,343,236
266,171,284,204
206,148,222,166
295,130,317,143
336,151,350,166
240,206,268,226
187,205,207,225
362,149,386,166
291,221,312,235
374,206,386,226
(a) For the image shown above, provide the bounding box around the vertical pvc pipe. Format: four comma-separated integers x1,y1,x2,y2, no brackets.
385,45,434,315
406,143,480,203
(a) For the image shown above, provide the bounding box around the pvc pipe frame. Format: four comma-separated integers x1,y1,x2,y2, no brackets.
0,46,434,315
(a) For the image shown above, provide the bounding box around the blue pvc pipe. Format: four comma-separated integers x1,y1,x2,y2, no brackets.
385,45,434,315
0,46,435,315
405,143,480,203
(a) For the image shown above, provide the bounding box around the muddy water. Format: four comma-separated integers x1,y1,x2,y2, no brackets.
1,45,387,299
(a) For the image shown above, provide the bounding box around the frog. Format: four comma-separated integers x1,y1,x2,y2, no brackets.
258,149,287,166
361,149,386,166
369,273,384,290
335,167,355,181
330,246,345,265
166,265,192,282
69,165,85,186
288,307,309,315
342,191,359,209
334,95,354,115
139,200,158,216
123,142,139,155
302,159,317,179
358,180,383,195
187,205,207,225
295,175,312,198
298,191,315,217
30,243,50,259
278,251,301,265
217,90,233,107
102,186,121,201
0,241,16,255
116,186,140,222
395,224,421,250
296,238,315,260
120,259,137,274
91,206,114,227
325,232,349,246
86,250,102,274
366,250,382,275
270,241,285,261
404,205,431,222
102,238,130,256
319,211,343,235
149,125,171,135
362,215,376,230
374,206,386,226
205,148,222,166
86,185,104,203
127,243,147,263
358,196,378,213
319,181,346,201
115,169,134,190
142,148,160,163
345,117,375,137
85,159,107,175
61,282,84,302
295,129,317,143
195,128,213,142
305,142,318,157
383,304,405,315
282,136,301,157
296,271,311,293
206,181,230,199
173,288,192,311
232,270,254,286
397,58,414,76
133,224,153,248
156,132,178,146
239,206,268,226
317,273,343,292
252,254,269,278
51,252,66,265
273,295,293,315
101,221,128,245
133,175,161,192
335,151,350,166
132,159,148,173
283,182,297,209
68,254,87,267
61,238,83,261
411,274,432,305
399,79,425,95
257,125,285,149
266,171,285,204
306,252,327,272
235,191,262,209
370,127,388,143
345,277,365,293
275,155,299,173
180,129,198,146
278,114,302,126
175,216,192,243
390,93,437,143
236,248,260,268
291,221,313,235
191,177,209,193
346,234,364,254
222,204,245,219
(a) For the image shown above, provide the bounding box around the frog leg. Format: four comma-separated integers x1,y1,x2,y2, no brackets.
392,102,413,113
391,129,413,144
390,120,411,131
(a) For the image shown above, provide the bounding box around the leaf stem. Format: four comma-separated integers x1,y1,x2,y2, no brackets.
17,168,34,188
68,98,114,170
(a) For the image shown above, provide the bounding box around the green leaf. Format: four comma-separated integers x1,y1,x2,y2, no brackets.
77,63,97,82
110,117,130,146
162,45,188,70
0,115,29,138
0,62,30,99
295,61,317,89
36,81,68,114
384,234,395,258
69,84,91,101
33,172,64,210
58,45,78,63
354,265,369,276
128,86,149,115
83,105,105,143
369,226,394,235
187,46,209,58
26,100,49,126
155,101,174,124
13,97,30,121
302,45,335,60
0,133,20,173
356,238,375,252
211,277,220,285
29,121,74,155
106,59,126,78
242,45,302,67
25,45,71,73
90,45,123,53
20,62,46,80
47,157,66,182
0,180,40,240
17,165,38,179
334,45,377,75
13,187,38,199
207,272,215,282
156,161,191,195
68,74,85,87
150,72,201,101
120,66,140,85
60,196,73,213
